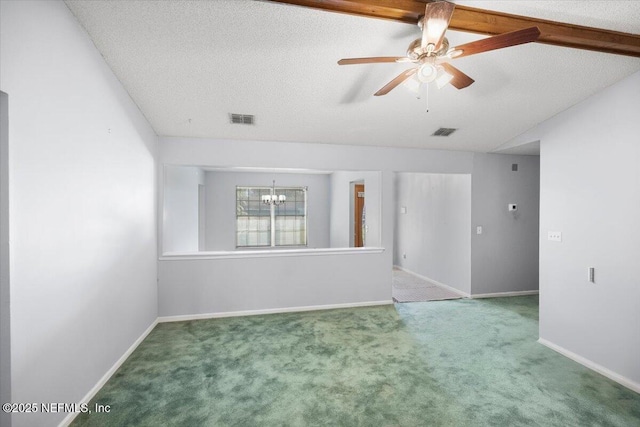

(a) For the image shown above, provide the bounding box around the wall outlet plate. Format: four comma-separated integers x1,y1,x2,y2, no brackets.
548,231,562,242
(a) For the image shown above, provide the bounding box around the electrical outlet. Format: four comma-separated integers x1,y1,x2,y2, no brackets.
476,226,483,235
508,204,517,212
403,253,407,259
548,231,562,242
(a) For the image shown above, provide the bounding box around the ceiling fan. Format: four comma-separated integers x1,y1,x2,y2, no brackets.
337,1,541,96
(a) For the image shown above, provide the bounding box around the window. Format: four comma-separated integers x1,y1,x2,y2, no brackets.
236,186,307,247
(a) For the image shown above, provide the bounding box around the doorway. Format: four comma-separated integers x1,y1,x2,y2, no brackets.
353,183,365,247
392,172,471,302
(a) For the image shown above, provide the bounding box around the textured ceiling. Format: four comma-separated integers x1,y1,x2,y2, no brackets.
65,0,640,153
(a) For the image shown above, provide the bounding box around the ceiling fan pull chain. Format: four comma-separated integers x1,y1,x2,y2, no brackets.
426,83,430,113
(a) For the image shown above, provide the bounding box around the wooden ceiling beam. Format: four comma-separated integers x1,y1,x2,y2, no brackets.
266,0,425,24
266,0,640,57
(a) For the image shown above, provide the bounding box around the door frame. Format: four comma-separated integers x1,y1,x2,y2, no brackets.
351,181,365,247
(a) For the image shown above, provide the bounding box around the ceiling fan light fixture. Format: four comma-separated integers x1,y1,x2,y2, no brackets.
403,75,421,96
417,63,438,83
436,67,453,89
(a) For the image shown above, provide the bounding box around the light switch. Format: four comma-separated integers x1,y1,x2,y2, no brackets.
476,226,483,235
400,206,407,214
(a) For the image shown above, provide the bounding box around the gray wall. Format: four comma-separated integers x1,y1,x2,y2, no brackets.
163,166,204,252
0,91,11,427
394,173,472,295
534,70,639,387
204,171,330,250
0,2,159,426
159,137,540,317
159,138,474,317
471,153,540,295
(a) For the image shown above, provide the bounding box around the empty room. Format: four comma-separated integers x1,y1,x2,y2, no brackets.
1,1,639,426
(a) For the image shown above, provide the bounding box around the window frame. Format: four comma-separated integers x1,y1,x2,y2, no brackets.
235,185,308,249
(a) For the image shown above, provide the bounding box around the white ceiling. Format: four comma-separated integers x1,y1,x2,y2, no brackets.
65,0,640,153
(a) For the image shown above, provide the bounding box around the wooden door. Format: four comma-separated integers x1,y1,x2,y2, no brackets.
354,184,365,247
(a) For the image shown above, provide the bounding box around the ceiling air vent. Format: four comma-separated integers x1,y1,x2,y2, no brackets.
432,127,457,137
229,113,255,125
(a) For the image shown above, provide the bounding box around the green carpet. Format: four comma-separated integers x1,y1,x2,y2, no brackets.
73,296,640,426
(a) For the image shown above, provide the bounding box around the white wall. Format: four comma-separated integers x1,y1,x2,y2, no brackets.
0,2,158,426
163,166,203,252
329,171,381,248
532,71,639,388
394,173,472,295
204,170,330,250
471,153,540,295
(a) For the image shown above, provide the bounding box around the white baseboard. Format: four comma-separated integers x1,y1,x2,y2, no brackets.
158,300,394,323
471,290,539,299
393,265,470,298
538,338,640,394
58,319,158,427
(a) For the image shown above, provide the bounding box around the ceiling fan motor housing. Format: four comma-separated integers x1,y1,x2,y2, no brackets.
407,37,450,60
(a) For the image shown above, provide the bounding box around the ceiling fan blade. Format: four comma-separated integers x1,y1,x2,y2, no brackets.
374,68,417,96
452,27,541,59
338,57,408,65
421,1,455,51
440,63,475,89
